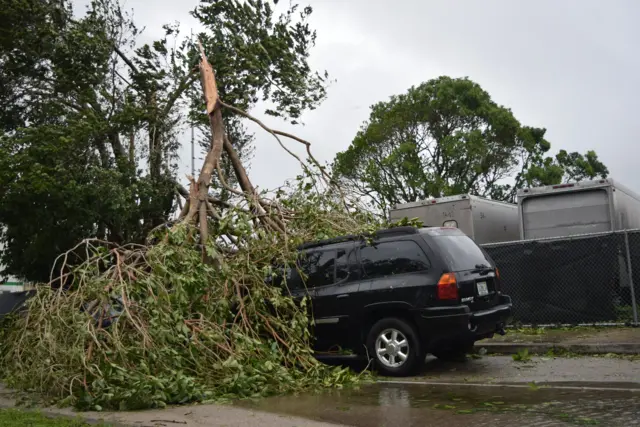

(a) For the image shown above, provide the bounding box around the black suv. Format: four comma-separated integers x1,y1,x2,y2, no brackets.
277,226,512,376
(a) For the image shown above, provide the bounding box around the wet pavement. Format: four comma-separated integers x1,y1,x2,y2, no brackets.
239,382,640,426
1,356,639,426
235,356,640,426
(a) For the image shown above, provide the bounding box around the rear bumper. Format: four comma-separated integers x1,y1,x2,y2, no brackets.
413,295,513,345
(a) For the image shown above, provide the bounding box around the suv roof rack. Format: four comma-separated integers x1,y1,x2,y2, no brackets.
297,226,419,250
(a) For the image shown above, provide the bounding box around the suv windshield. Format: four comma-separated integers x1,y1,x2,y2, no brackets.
421,228,492,272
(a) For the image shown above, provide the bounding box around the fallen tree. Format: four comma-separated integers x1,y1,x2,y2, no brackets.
0,46,380,410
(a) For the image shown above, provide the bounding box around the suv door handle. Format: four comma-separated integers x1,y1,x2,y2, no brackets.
337,294,349,299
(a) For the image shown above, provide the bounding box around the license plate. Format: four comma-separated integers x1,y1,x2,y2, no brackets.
476,281,489,296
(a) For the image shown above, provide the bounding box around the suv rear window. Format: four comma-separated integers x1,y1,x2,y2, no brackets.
422,228,492,272
359,240,430,279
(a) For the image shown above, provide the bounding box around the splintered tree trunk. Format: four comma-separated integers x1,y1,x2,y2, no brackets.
174,45,339,250
182,43,272,244
182,46,218,224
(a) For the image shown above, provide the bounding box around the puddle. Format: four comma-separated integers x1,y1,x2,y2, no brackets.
237,382,640,426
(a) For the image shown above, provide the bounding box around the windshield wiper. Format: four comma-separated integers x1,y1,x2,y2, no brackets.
471,263,493,274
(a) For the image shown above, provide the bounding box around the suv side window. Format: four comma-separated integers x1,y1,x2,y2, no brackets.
284,265,304,291
298,250,339,288
335,249,351,282
359,240,430,279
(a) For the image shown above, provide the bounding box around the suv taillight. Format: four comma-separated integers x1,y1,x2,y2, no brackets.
495,268,502,292
437,273,458,300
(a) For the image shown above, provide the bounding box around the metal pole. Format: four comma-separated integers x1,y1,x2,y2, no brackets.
624,230,639,324
191,124,195,177
190,27,196,178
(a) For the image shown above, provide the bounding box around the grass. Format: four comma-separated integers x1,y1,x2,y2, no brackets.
506,326,604,338
488,325,639,347
512,349,532,362
0,409,110,426
614,305,640,323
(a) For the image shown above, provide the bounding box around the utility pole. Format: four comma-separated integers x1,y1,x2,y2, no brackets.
190,28,196,178
191,123,195,177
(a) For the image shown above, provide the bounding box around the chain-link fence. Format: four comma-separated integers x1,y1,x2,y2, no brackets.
481,230,640,326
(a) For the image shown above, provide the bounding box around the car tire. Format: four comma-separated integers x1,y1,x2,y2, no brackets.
366,317,424,377
431,341,474,362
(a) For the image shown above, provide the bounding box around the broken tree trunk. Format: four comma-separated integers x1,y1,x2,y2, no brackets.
179,42,342,246
182,42,282,244
179,43,226,240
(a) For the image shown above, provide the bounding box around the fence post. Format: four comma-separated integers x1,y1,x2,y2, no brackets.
624,230,639,325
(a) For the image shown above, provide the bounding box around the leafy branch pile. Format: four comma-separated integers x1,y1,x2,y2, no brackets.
0,49,378,410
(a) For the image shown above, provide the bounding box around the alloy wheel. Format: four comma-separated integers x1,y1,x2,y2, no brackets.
375,328,410,368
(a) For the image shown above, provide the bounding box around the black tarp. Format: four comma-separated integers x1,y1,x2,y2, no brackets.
482,233,621,324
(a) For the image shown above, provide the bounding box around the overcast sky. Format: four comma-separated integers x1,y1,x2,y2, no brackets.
77,0,640,194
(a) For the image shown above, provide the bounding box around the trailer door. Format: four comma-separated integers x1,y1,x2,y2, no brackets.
522,189,611,239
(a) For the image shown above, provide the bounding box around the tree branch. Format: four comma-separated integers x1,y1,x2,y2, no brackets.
110,132,127,160
114,46,139,75
220,101,334,187
161,73,198,118
175,183,231,209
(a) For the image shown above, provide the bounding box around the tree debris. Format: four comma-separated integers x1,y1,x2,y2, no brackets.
0,45,377,411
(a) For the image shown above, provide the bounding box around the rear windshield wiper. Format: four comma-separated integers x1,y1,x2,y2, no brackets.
471,263,494,274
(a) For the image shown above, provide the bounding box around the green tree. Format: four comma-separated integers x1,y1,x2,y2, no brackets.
188,0,329,199
333,77,608,210
0,0,328,282
0,0,71,131
523,149,608,187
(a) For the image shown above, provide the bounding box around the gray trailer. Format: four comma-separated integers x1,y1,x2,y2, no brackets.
512,179,640,323
389,194,519,244
517,178,640,240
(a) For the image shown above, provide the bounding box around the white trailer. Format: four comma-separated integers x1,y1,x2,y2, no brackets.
389,194,519,244
517,178,640,240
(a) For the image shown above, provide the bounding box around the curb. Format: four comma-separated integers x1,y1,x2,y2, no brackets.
474,342,640,355
379,380,640,391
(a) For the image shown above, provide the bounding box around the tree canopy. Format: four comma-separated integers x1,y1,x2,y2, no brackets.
0,0,329,282
332,77,608,211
